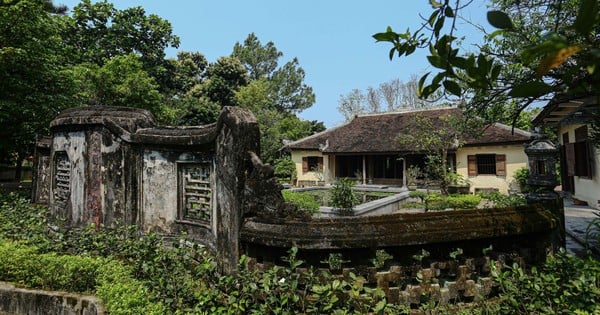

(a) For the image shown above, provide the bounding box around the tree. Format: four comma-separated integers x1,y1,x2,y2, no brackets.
373,0,599,128
366,87,382,113
64,0,180,91
398,112,480,194
0,0,76,179
232,33,315,113
379,78,403,111
65,0,180,66
72,54,173,122
232,33,282,81
198,56,249,108
338,89,366,121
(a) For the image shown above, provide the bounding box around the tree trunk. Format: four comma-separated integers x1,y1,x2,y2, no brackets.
14,153,24,182
440,148,448,195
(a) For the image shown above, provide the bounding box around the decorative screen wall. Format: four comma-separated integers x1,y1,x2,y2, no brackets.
179,162,213,224
53,152,71,211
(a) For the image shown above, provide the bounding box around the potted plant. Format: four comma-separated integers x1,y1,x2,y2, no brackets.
406,165,421,190
446,172,471,194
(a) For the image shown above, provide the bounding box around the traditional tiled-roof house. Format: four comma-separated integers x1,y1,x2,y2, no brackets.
533,95,599,209
285,107,531,194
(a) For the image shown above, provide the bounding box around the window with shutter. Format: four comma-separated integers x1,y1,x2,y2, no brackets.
467,155,477,176
495,154,506,176
302,157,308,173
476,154,496,175
565,143,576,176
304,156,322,173
573,126,592,178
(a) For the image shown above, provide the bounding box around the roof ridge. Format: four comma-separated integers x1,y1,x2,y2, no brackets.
283,119,350,148
354,106,456,118
492,122,532,137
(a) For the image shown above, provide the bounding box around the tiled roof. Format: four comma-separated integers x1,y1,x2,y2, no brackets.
286,107,531,153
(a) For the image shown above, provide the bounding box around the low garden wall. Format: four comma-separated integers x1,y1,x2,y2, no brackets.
0,282,104,315
241,203,561,266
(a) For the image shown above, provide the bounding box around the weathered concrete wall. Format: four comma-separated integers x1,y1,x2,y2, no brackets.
100,129,137,226
50,131,87,225
141,150,179,233
214,107,260,274
32,138,51,204
241,204,559,266
0,282,104,315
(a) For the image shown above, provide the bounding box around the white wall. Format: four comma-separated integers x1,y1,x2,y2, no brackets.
560,124,600,209
290,150,331,186
456,145,528,194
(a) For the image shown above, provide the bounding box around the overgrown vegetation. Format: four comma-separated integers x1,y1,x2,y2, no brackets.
281,190,320,214
405,191,481,211
513,167,531,193
0,193,599,314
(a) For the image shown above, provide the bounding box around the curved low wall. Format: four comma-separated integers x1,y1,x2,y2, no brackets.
0,282,104,315
241,204,558,250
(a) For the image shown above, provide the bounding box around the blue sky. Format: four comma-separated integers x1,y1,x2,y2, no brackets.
57,1,491,128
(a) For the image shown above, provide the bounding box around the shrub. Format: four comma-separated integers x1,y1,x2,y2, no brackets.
274,157,296,181
330,178,358,215
479,191,526,208
0,240,166,314
445,194,482,210
282,190,320,214
0,193,51,247
513,167,530,193
493,251,600,314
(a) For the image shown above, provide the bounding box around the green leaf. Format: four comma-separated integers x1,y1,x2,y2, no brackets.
427,55,446,69
434,16,445,37
418,72,431,95
429,0,442,8
451,56,468,70
432,72,446,85
508,81,553,97
574,0,599,34
428,10,439,27
444,6,454,17
372,31,396,42
487,10,514,30
443,80,461,96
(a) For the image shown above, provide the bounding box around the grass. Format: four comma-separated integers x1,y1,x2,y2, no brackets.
294,189,394,207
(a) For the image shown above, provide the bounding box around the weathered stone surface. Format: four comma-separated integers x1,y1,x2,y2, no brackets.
0,282,104,315
214,106,260,274
37,106,267,274
241,205,558,250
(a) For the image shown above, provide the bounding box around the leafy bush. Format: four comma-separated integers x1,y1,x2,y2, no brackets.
479,191,526,208
408,191,480,210
282,190,320,214
0,193,51,247
493,251,600,314
445,194,481,210
273,156,296,181
0,240,166,315
330,178,358,215
513,167,531,192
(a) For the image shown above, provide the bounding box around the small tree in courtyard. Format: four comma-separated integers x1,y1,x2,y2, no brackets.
330,178,358,215
398,112,480,194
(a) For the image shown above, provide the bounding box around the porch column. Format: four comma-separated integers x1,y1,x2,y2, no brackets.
362,155,366,185
402,158,407,188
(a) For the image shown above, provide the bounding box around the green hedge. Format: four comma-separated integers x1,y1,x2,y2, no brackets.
282,190,320,213
0,241,166,315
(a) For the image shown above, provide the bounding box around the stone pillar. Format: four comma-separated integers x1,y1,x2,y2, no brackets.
524,131,564,249
214,107,260,274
